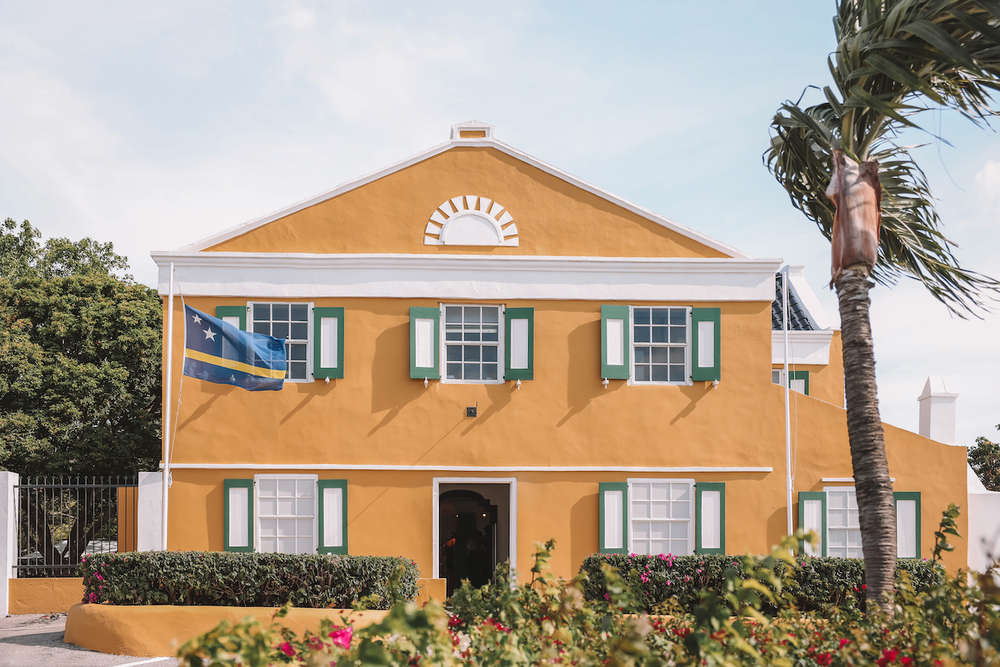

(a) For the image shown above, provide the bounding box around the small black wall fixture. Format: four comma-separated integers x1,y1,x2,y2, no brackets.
467,402,478,418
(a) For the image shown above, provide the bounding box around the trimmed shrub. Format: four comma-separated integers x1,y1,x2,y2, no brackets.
79,551,419,609
579,552,944,612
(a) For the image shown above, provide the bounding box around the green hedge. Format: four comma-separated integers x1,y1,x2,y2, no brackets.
580,553,944,612
79,551,419,609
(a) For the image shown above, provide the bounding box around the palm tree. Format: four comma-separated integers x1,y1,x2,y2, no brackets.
766,0,1000,609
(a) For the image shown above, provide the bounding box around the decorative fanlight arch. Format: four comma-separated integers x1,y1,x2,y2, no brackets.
423,195,519,247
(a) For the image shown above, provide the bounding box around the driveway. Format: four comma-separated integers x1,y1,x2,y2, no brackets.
0,614,181,667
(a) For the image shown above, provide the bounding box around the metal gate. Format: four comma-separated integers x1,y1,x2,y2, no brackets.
14,476,138,577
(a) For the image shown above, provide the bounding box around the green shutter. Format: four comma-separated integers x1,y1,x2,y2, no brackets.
798,491,827,557
224,479,254,553
789,370,810,396
695,482,726,554
409,307,441,379
894,492,921,558
215,306,247,331
318,479,348,555
598,482,628,554
504,308,534,381
600,305,630,380
691,308,721,382
313,307,345,380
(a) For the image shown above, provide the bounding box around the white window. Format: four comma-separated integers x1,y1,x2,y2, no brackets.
256,474,318,554
629,479,694,556
772,369,808,395
825,486,863,559
631,307,689,384
250,303,311,381
443,305,503,383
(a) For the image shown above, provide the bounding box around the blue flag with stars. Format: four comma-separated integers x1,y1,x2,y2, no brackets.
182,306,286,391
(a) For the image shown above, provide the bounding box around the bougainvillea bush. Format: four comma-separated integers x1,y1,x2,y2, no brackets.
176,529,1000,667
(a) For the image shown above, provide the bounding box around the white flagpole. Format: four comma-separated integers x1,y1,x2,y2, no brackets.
783,266,793,538
162,263,175,550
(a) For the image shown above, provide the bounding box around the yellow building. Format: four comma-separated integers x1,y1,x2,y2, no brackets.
149,121,967,591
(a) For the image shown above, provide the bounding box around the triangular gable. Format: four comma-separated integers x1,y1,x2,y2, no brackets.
182,124,750,260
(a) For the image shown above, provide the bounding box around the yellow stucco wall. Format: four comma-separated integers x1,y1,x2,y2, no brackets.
162,296,967,577
205,147,729,259
8,577,83,614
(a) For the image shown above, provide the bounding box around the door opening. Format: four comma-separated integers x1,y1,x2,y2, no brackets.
437,483,511,596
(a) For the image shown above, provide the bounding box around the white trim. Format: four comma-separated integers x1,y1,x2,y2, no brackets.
439,303,504,384
771,330,834,365
175,135,749,259
161,463,773,472
822,477,894,482
432,477,517,580
151,252,782,302
627,306,692,386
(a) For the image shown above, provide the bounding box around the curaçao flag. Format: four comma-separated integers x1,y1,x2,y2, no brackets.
182,305,286,391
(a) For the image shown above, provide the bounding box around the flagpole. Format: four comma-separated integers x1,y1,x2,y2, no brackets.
783,266,793,539
162,263,175,551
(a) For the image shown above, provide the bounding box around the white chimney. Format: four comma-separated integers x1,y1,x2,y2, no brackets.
917,376,958,445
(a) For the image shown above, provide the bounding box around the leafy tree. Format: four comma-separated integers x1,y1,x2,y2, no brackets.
0,218,162,571
969,424,1000,491
765,1,1000,609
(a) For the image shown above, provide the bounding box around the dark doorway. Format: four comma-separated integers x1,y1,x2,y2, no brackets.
438,486,508,596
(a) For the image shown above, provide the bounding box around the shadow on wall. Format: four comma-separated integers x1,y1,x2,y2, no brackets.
369,321,425,436
557,320,620,427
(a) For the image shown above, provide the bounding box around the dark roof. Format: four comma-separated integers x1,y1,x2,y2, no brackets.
772,272,814,331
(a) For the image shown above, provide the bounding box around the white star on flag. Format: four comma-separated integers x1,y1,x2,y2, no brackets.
192,313,202,324
203,327,217,341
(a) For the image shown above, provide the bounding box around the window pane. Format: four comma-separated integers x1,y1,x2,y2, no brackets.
651,366,668,382
464,330,481,342
651,327,669,343
464,347,481,362
290,304,308,321
445,330,462,341
670,309,685,325
464,364,480,380
464,307,480,323
482,326,499,342
669,347,684,363
289,344,306,361
635,347,650,363
483,346,498,362
272,304,289,321
483,364,497,380
651,347,668,363
634,326,650,343
446,363,462,379
635,365,650,382
669,366,684,382
633,308,650,325
651,308,671,325
253,304,270,320
447,346,462,361
254,322,270,335
669,326,686,343
290,323,308,340
289,362,306,379
272,322,289,339
446,306,462,323
483,307,499,323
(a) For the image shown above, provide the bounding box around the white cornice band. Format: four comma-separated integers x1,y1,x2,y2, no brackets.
160,463,773,473
150,252,782,301
771,329,835,365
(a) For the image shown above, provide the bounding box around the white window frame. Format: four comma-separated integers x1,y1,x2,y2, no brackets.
628,306,692,386
772,369,807,395
254,473,319,554
439,303,505,385
431,477,518,580
824,485,863,559
247,301,314,382
627,477,696,556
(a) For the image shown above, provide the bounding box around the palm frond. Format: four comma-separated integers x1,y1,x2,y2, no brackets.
766,0,1000,316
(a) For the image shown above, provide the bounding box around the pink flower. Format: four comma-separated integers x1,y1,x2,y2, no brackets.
816,653,833,666
329,626,353,649
839,638,850,649
278,642,295,657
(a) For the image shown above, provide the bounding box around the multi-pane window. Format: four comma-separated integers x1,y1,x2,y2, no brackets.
257,476,316,554
826,487,863,559
632,307,687,383
252,303,309,380
630,480,693,556
444,305,501,382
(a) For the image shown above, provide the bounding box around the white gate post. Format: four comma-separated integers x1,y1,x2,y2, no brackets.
0,472,17,616
137,472,164,551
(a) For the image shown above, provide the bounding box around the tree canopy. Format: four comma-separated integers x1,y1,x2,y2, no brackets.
0,218,162,477
969,424,1000,491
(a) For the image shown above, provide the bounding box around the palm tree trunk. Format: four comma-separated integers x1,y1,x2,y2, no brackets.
835,268,896,611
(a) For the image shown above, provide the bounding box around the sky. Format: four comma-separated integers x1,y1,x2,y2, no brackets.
1,1,997,449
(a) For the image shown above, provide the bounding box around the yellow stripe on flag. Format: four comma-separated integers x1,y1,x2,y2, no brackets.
184,348,286,379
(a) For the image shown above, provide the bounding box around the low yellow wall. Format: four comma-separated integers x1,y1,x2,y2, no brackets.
416,578,446,605
64,603,390,657
8,577,83,614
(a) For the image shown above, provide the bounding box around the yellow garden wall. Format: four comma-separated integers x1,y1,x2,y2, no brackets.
64,603,389,657
205,147,730,260
8,577,83,614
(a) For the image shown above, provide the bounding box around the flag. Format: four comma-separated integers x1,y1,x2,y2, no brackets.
182,305,286,391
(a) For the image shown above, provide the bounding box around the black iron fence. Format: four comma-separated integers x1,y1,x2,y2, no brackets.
14,476,138,577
